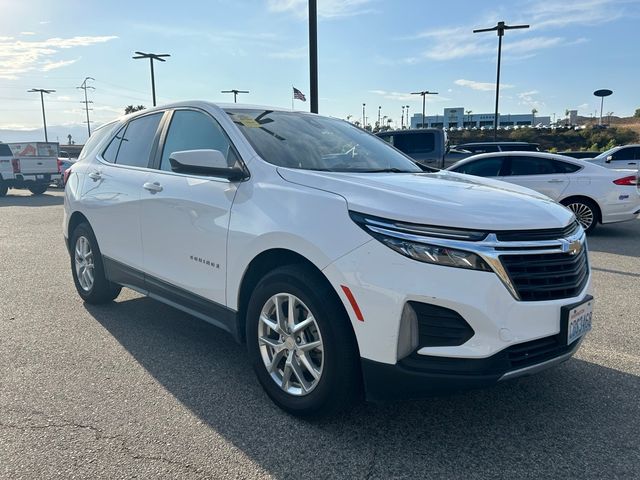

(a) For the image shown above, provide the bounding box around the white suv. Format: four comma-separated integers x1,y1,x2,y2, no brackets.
64,102,594,417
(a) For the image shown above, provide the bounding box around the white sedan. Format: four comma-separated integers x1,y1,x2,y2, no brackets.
447,151,640,232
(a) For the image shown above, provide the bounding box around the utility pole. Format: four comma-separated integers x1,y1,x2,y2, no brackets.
411,91,438,128
473,21,529,140
28,88,55,142
221,89,250,103
77,77,95,137
132,51,170,107
309,0,318,113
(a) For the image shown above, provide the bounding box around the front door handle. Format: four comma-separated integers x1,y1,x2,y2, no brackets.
547,179,564,183
88,171,102,181
143,181,163,194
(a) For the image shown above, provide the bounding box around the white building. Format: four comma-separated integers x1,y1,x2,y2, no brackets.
410,107,550,129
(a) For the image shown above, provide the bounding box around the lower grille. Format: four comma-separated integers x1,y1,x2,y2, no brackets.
506,335,572,369
409,302,474,347
500,248,589,301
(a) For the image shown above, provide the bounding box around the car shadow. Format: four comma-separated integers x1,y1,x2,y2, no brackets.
587,221,640,257
85,296,640,479
0,192,64,207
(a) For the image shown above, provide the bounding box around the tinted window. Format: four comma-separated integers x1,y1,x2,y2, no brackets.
612,147,640,161
0,144,12,156
553,160,581,173
454,157,504,177
226,109,421,173
160,110,235,171
111,113,163,168
101,125,126,163
392,132,435,154
461,144,500,153
508,156,557,176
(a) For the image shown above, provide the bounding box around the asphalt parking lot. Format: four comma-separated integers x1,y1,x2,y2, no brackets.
1,189,639,479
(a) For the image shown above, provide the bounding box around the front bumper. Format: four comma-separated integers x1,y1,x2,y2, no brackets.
362,335,583,402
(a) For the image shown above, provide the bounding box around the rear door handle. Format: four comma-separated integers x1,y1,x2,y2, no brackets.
143,181,163,193
547,179,564,183
88,171,102,181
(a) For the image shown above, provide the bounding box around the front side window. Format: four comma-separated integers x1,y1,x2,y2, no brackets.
454,157,504,177
160,110,236,171
225,109,421,173
103,113,163,168
507,156,557,176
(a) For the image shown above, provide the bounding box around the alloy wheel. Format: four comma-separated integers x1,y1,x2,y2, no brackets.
74,235,95,291
568,202,594,230
258,293,324,396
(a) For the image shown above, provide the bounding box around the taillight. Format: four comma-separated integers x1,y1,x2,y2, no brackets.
11,158,20,173
63,167,72,186
57,159,63,173
613,175,639,186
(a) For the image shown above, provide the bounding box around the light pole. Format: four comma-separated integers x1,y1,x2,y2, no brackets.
309,0,318,113
77,77,95,137
362,103,366,129
593,89,613,126
378,106,381,128
473,21,529,140
221,89,250,103
132,51,170,107
411,91,438,128
28,88,55,142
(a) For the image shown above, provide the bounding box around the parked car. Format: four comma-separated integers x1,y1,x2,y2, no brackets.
0,142,61,196
55,153,76,188
587,144,640,170
65,102,593,416
447,151,640,232
376,128,447,168
558,151,597,159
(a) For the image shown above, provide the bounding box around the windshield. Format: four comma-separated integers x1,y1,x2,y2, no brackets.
225,109,421,173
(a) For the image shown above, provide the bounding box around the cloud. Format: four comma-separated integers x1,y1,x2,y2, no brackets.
20,32,36,36
268,46,307,59
0,35,117,79
41,58,79,71
524,0,627,30
455,79,514,91
517,90,546,109
267,0,375,19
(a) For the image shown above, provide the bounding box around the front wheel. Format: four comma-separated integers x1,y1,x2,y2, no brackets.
28,184,48,195
0,181,7,197
70,223,121,304
246,265,361,418
562,198,599,233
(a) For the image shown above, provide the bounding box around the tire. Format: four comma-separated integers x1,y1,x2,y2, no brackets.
70,222,121,304
561,198,599,233
0,181,7,197
28,183,48,195
246,265,361,418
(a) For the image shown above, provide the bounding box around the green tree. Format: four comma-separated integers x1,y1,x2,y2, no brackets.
124,105,146,115
634,108,640,118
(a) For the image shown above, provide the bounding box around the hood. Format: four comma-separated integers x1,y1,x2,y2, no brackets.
277,168,574,231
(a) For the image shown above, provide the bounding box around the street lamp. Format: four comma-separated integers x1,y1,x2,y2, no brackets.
27,88,55,142
593,89,613,126
132,51,170,107
309,0,318,113
473,21,529,140
221,89,250,103
378,106,381,128
411,91,438,128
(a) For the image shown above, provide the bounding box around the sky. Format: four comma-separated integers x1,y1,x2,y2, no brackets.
1,0,639,143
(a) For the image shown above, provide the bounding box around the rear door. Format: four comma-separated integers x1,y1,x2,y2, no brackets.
500,156,570,199
82,112,165,272
140,108,241,307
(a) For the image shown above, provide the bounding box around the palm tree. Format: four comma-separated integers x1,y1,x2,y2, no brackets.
465,110,472,126
531,108,538,126
565,109,570,126
124,105,146,115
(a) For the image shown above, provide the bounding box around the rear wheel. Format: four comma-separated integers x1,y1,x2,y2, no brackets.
70,223,121,304
0,181,7,197
246,265,361,417
562,198,599,233
28,183,48,195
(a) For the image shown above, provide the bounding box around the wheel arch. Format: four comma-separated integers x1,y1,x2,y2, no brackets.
559,195,602,223
66,211,91,250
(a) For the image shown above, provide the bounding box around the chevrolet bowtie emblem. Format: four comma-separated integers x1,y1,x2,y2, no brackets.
562,239,582,255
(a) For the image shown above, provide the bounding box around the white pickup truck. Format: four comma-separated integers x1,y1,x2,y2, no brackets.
0,142,61,196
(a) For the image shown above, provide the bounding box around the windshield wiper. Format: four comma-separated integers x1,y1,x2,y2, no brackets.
356,168,416,173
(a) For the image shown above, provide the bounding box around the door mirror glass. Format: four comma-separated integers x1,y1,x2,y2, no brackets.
169,149,247,180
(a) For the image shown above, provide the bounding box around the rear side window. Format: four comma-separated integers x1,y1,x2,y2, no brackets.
160,110,235,171
553,160,581,173
392,133,435,154
455,157,505,177
78,123,117,161
0,144,12,156
508,156,557,176
102,113,163,168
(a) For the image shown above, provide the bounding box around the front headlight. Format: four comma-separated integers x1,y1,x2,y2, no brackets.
350,211,492,271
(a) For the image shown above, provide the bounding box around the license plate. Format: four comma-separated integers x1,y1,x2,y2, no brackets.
565,298,593,345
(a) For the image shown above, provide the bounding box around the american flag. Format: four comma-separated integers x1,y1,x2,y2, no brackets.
293,87,306,102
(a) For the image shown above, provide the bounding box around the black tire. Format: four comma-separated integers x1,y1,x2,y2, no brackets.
70,222,121,304
0,181,7,197
246,265,362,418
28,183,48,195
561,198,599,233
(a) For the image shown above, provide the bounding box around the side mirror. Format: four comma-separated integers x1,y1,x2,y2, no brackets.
169,149,247,181
605,155,613,163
